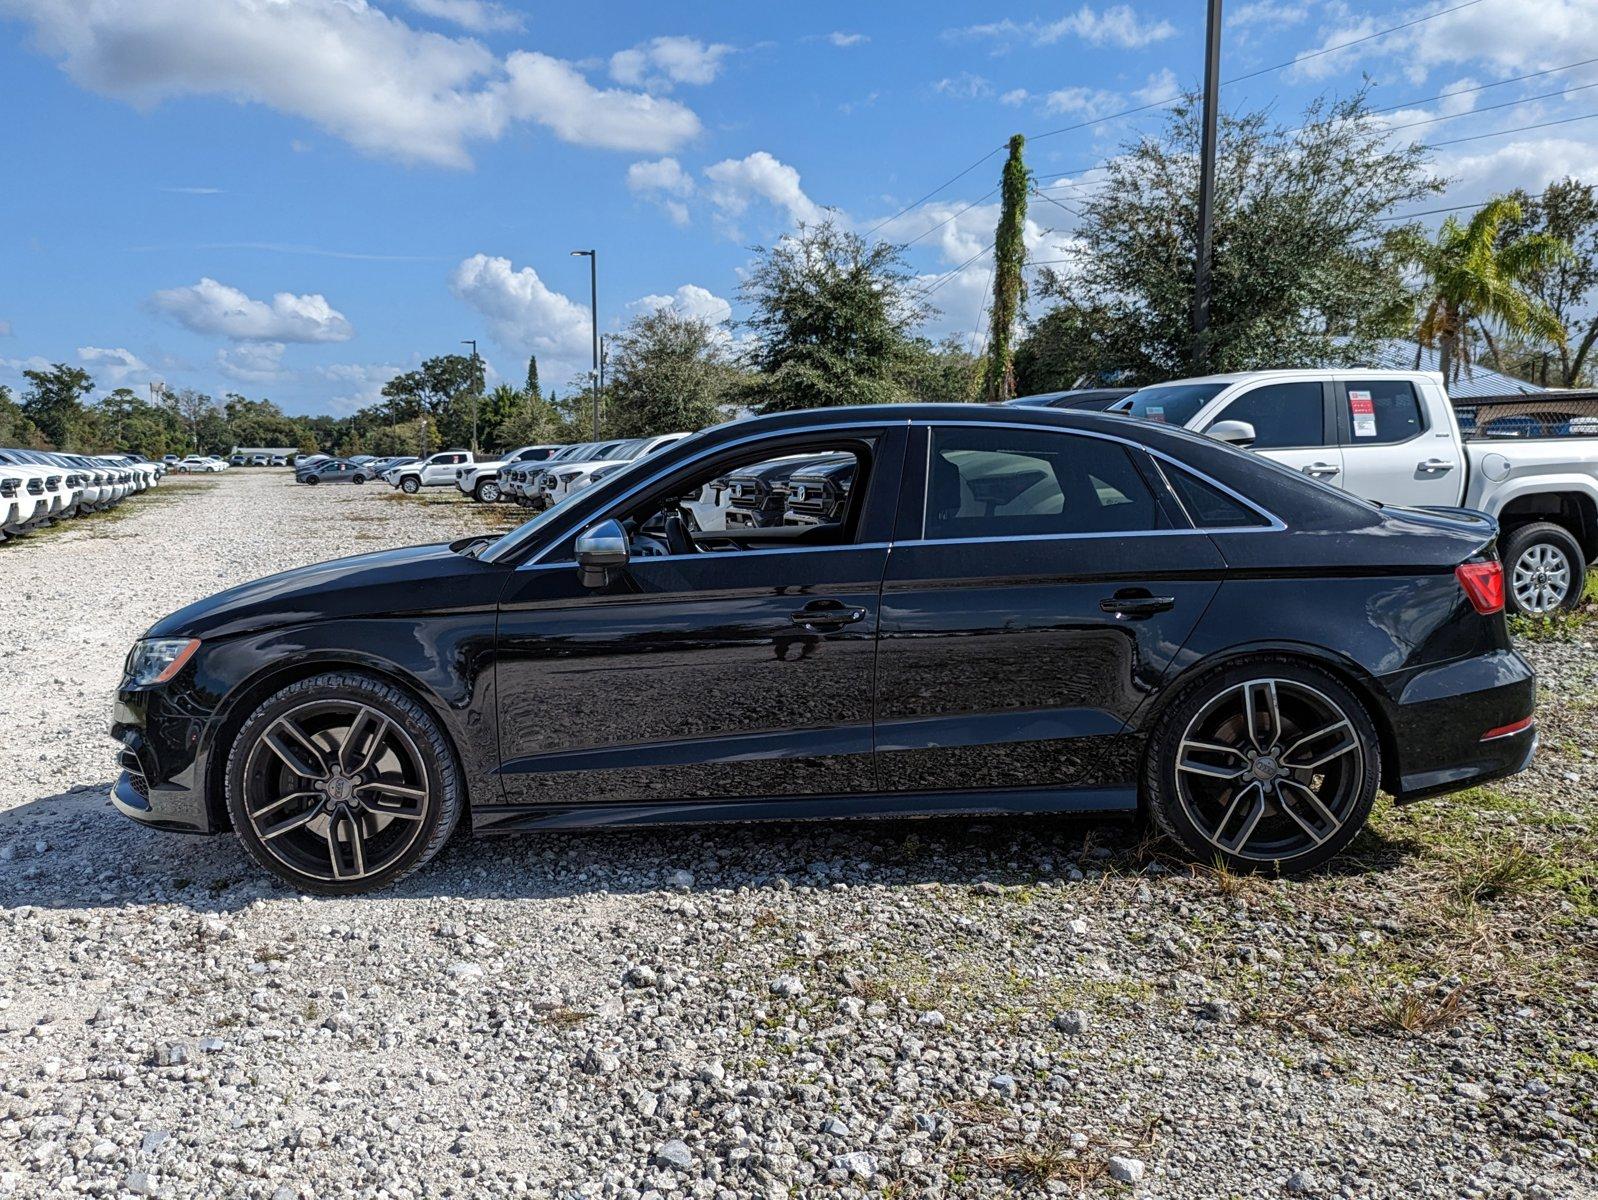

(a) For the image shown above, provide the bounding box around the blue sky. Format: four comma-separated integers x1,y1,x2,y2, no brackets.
2,0,1596,416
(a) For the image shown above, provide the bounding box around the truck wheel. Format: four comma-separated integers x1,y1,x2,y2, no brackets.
1503,522,1586,615
473,479,501,503
400,476,421,495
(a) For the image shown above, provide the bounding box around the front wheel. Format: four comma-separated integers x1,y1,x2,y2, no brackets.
1144,659,1380,874
304,475,320,485
400,476,421,495
225,673,463,894
1503,522,1586,615
353,474,367,485
474,480,500,503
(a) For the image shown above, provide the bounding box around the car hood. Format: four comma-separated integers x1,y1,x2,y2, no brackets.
145,542,502,641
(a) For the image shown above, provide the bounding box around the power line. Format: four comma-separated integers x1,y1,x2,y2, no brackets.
1376,199,1494,222
1424,108,1598,147
1378,79,1598,135
1365,55,1598,117
864,148,1004,238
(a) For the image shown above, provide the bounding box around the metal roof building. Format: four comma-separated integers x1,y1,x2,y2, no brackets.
1369,340,1545,398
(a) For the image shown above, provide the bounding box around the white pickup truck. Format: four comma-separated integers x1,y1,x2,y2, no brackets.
389,449,473,494
1114,369,1598,615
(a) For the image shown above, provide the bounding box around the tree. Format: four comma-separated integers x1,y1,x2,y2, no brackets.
1495,178,1598,386
983,133,1030,403
0,384,45,448
379,355,476,425
166,388,219,451
739,219,932,412
20,363,94,448
1411,196,1568,384
605,307,733,438
897,337,982,404
1021,91,1440,384
525,355,541,398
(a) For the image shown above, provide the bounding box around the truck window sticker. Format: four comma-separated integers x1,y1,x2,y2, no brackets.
1349,389,1377,438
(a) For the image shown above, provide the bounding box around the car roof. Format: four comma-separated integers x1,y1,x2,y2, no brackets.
1131,369,1444,388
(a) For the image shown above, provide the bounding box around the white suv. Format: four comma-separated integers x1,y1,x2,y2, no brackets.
536,434,688,509
391,450,473,494
456,445,561,503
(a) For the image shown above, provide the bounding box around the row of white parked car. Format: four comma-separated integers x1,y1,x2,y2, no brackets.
0,448,167,541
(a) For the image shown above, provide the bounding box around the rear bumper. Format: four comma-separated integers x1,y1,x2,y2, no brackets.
1384,649,1538,802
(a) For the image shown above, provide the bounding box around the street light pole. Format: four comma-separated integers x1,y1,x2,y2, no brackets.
1192,0,1223,371
460,338,481,452
571,249,599,438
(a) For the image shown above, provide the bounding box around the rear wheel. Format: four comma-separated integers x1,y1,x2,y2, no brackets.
225,673,462,894
1145,659,1380,874
1503,522,1585,615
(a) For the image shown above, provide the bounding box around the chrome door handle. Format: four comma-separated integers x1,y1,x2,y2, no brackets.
1301,462,1341,478
790,603,866,628
1418,458,1456,474
1099,594,1175,617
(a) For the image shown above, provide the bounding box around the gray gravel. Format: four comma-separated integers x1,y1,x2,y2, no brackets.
1,471,1594,1199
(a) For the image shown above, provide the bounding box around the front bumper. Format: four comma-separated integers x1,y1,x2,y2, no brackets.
111,689,221,835
1386,649,1538,802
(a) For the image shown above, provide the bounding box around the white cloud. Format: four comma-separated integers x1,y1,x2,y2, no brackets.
395,0,525,34
449,253,591,363
1434,135,1598,202
1000,88,1030,107
629,284,731,324
609,36,733,92
1227,1,1309,28
1,0,701,168
827,31,868,47
216,342,287,383
1041,86,1124,118
77,345,156,385
627,156,695,225
1131,67,1178,106
149,277,355,343
934,73,994,101
950,5,1177,49
704,151,827,230
315,361,406,416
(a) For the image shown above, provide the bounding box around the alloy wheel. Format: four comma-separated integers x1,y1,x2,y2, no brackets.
1173,677,1365,863
241,700,432,883
479,482,500,503
1511,543,1571,614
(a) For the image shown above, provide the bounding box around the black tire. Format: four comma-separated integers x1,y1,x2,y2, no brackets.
305,475,320,485
400,476,421,495
1502,522,1586,616
1143,657,1381,874
225,672,463,894
353,474,367,485
473,479,500,503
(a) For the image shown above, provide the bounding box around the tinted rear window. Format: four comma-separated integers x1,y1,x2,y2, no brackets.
1121,383,1228,427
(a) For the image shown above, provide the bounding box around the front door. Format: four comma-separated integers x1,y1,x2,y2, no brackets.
874,423,1225,799
491,428,905,811
1201,380,1344,489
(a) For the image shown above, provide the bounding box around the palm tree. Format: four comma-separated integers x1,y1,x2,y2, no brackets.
1412,196,1569,384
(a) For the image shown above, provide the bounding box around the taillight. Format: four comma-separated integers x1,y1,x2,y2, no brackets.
1456,560,1504,615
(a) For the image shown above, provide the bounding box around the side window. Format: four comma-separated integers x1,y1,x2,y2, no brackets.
1344,381,1423,444
923,427,1170,541
1161,463,1268,529
1209,382,1327,449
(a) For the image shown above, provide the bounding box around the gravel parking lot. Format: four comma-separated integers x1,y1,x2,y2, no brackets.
1,471,1594,1200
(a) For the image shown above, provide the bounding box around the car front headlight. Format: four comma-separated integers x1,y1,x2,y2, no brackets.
125,638,201,685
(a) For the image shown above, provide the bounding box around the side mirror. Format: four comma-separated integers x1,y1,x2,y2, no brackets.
575,518,629,588
1207,419,1257,447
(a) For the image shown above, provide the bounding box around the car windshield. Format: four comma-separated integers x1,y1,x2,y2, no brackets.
1119,383,1228,426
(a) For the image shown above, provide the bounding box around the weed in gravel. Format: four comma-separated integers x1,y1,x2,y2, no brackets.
1448,842,1556,904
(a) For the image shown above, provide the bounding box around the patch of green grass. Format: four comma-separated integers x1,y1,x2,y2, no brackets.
1509,572,1598,642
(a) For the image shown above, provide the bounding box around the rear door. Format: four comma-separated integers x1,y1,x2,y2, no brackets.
1333,378,1462,507
873,422,1226,799
1200,380,1344,487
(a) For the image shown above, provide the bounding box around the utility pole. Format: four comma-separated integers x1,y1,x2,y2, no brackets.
571,249,599,438
460,338,481,452
1192,0,1223,372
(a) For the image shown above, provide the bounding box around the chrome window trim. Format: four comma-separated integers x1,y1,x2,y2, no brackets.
507,415,1286,570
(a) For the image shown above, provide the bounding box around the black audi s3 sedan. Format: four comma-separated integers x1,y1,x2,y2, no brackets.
111,404,1537,893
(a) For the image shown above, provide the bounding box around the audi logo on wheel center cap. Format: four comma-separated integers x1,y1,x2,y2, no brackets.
325,775,355,802
1250,756,1281,781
